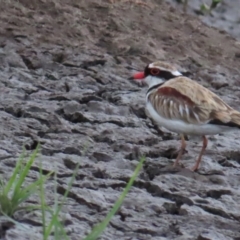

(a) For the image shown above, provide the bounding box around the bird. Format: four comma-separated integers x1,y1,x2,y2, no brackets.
130,61,240,171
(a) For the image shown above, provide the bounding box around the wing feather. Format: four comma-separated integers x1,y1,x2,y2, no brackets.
147,76,233,125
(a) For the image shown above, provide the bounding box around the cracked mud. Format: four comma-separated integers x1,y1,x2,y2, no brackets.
0,0,240,239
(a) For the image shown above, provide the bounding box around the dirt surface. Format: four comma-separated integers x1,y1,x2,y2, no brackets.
167,0,240,40
1,0,240,239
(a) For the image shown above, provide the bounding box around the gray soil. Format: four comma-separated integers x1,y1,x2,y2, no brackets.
0,0,240,239
167,0,240,40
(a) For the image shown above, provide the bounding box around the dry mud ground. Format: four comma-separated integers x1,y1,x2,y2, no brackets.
167,0,240,40
0,0,240,239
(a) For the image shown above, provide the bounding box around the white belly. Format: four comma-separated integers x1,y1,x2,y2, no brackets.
146,102,234,136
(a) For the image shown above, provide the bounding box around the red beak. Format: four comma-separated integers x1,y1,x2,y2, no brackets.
133,72,145,80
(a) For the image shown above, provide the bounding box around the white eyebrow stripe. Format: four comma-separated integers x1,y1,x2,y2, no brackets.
171,70,182,76
148,63,155,68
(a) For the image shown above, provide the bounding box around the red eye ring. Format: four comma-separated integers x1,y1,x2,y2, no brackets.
150,68,160,76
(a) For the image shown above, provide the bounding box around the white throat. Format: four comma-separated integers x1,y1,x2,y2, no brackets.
144,70,182,89
144,75,164,88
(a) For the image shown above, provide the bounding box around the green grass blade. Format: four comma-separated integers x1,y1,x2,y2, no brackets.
16,204,49,212
3,149,26,195
0,213,29,230
11,145,40,203
44,161,80,238
51,217,69,240
53,162,60,240
0,146,48,218
13,171,53,208
38,160,47,240
83,156,146,240
0,194,13,216
210,0,221,9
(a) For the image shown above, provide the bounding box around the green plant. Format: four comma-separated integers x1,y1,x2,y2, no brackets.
83,156,146,240
199,0,222,15
0,143,146,240
40,160,81,240
176,0,223,14
0,144,51,217
40,143,89,240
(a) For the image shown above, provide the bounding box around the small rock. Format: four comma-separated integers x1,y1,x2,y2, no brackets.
45,71,59,80
206,189,232,199
197,230,232,240
92,152,113,162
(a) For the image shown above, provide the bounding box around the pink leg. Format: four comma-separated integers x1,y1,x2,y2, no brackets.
173,134,186,167
191,136,208,172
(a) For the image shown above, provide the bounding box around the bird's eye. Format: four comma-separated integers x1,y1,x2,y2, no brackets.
150,68,160,76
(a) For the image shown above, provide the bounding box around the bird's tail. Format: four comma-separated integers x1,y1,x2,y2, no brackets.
210,110,240,128
230,110,240,128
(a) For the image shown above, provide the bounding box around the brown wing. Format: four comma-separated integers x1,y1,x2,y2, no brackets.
148,76,234,125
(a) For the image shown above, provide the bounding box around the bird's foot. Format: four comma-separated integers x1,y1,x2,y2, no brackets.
190,165,199,172
173,162,185,168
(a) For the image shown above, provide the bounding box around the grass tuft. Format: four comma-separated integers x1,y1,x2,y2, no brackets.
83,156,146,240
40,159,81,240
0,144,52,217
0,143,145,240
